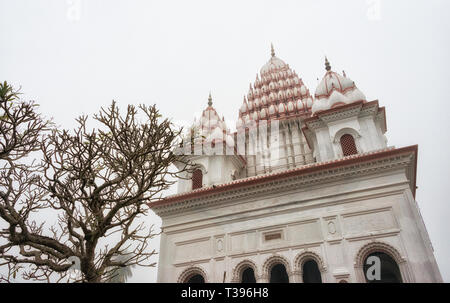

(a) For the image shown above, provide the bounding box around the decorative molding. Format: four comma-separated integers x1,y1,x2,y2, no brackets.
294,250,327,273
353,240,411,283
177,265,209,283
174,236,211,246
231,259,259,282
262,254,292,276
162,186,406,235
152,146,417,216
345,229,401,242
354,241,405,267
174,258,211,267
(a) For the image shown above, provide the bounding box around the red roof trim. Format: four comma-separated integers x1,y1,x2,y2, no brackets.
149,145,418,208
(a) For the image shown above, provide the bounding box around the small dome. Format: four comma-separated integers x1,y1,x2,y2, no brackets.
261,56,287,74
240,97,248,113
261,95,268,107
269,104,278,117
278,103,286,113
252,111,259,121
345,87,366,103
248,100,254,111
286,88,293,99
260,107,268,119
287,100,295,113
244,114,250,124
236,118,244,129
296,99,304,112
304,96,313,108
300,85,307,96
192,93,235,148
254,97,261,108
208,126,224,141
312,57,367,115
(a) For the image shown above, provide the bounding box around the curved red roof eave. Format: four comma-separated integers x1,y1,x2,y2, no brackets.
149,145,418,209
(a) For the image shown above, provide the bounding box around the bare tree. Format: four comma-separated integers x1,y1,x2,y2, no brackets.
0,82,190,282
0,81,52,281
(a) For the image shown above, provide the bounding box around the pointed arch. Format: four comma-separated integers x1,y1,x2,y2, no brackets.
332,127,361,144
190,164,206,190
177,266,208,283
294,251,326,283
262,255,291,274
354,241,411,283
294,251,326,273
262,254,292,282
231,259,259,283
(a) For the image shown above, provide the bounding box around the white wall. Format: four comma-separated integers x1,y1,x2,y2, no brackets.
157,168,442,283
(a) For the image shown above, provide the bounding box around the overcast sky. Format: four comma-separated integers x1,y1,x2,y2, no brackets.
1,0,449,283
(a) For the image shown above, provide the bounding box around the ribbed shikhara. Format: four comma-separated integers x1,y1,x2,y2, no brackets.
237,50,313,130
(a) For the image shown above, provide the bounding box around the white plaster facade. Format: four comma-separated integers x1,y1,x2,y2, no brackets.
150,48,442,283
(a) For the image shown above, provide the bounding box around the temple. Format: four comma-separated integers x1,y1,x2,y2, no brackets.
150,45,442,283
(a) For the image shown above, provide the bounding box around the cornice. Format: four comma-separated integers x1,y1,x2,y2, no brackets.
304,100,382,130
150,145,418,216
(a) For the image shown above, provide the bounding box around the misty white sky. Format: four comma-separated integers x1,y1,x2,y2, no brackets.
1,0,449,283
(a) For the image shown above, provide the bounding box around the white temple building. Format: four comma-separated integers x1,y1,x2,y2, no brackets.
150,45,442,283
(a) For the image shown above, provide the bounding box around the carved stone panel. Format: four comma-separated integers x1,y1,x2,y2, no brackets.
342,208,397,236
174,237,211,262
230,231,257,253
288,220,322,245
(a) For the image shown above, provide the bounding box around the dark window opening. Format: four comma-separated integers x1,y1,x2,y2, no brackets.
241,267,256,283
192,169,203,190
302,260,322,283
363,252,402,283
270,264,289,283
186,274,205,283
340,134,358,156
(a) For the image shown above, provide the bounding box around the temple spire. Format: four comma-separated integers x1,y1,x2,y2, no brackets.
325,56,331,71
271,43,275,57
208,92,213,107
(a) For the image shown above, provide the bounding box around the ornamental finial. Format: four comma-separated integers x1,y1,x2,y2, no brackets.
208,92,213,107
271,43,275,57
325,56,331,71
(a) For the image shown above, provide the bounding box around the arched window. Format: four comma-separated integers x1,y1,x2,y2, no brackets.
270,264,289,283
363,252,402,283
302,260,322,283
186,274,205,283
340,134,358,156
192,169,203,190
241,267,256,283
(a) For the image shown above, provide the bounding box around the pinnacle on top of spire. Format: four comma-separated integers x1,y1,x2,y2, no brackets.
208,92,213,107
325,56,331,71
271,43,275,57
